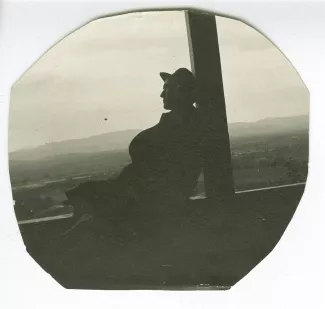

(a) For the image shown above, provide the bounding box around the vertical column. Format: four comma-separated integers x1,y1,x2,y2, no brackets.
185,10,234,201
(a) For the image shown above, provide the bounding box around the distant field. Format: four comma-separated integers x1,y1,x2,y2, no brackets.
11,131,308,221
13,165,308,221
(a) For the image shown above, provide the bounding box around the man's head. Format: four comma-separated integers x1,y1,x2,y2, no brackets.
160,68,197,111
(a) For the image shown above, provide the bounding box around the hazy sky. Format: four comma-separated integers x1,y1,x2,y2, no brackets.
9,11,309,151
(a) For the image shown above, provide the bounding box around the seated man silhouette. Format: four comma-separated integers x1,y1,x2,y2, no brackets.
66,68,203,226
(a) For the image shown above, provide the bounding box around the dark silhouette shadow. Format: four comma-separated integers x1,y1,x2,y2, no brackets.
66,68,203,234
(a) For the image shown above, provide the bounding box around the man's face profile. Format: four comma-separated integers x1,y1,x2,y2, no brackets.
161,78,182,110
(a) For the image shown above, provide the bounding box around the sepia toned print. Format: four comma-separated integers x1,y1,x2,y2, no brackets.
9,10,309,290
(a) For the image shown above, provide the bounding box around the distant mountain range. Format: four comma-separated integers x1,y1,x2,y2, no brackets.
228,115,308,139
9,115,308,162
9,129,140,162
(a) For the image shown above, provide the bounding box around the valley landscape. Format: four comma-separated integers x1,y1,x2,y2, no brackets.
10,115,309,221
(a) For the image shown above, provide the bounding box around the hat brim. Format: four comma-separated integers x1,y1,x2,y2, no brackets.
160,72,171,82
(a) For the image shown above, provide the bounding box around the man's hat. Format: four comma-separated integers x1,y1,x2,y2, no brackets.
159,68,197,90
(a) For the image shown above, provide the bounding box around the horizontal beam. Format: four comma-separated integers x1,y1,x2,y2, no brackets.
18,213,73,225
189,182,306,200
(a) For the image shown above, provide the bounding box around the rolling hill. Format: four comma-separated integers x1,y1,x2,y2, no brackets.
9,129,141,161
9,115,309,162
